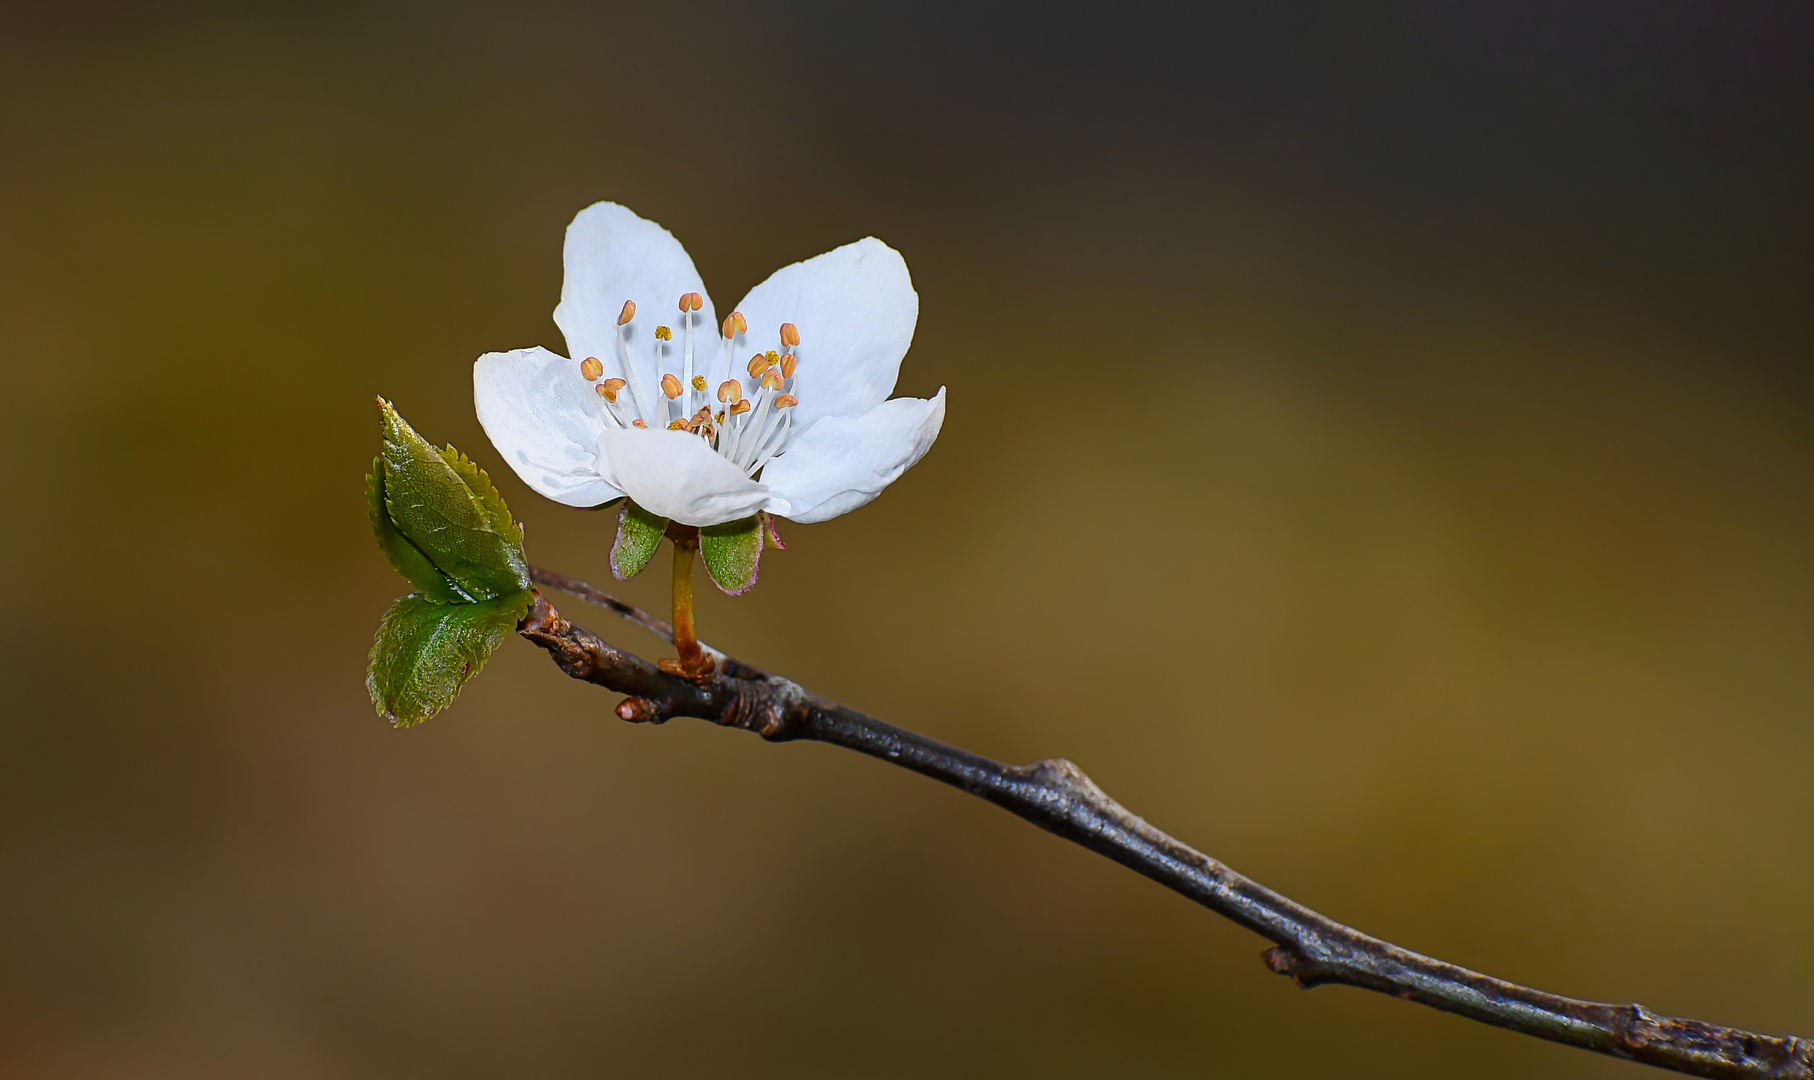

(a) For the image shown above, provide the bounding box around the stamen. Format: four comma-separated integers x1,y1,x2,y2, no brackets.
746,411,793,477
579,356,604,381
735,371,783,471
779,322,800,347
654,326,672,341
718,311,745,390
592,383,629,428
614,322,655,422
661,373,683,399
631,418,647,429
617,300,636,326
691,375,708,392
779,353,797,379
744,403,793,475
689,407,715,444
667,419,690,431
773,393,798,409
747,353,771,378
719,391,752,462
679,302,699,416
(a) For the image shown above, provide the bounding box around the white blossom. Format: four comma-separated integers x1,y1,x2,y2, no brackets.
474,203,945,527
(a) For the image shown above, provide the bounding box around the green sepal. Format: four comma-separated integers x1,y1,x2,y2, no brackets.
367,589,535,727
366,457,471,603
701,514,763,596
377,398,529,600
610,501,668,581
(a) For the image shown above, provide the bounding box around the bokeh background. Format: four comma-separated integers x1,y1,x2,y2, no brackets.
3,2,1811,1076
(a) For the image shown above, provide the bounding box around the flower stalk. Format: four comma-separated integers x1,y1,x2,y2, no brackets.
662,526,714,680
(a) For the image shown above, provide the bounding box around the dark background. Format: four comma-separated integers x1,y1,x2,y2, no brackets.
2,2,1811,1076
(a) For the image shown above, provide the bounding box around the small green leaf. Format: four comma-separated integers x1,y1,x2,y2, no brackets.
701,514,763,595
610,501,668,581
377,398,530,600
367,589,535,726
366,458,471,603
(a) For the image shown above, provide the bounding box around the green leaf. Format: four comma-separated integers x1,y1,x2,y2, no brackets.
366,457,471,603
377,398,529,600
701,514,763,595
610,500,668,581
366,589,534,726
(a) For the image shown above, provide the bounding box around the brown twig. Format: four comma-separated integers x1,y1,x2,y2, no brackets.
520,568,1812,1079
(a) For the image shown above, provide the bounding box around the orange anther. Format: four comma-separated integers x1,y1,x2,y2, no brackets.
595,384,618,403
654,325,672,342
617,300,636,325
579,356,604,381
773,393,798,408
661,373,683,399
631,418,648,429
729,399,752,416
747,354,772,377
667,419,690,431
779,353,797,379
779,322,800,347
760,369,785,391
688,292,706,312
716,380,742,404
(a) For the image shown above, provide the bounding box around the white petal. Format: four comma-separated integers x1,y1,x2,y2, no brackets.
761,389,946,524
596,427,782,527
553,203,717,423
473,346,624,507
730,237,916,437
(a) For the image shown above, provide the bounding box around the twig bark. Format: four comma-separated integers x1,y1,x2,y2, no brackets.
521,567,1811,1079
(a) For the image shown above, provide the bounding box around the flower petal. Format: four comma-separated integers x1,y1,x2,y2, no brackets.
729,237,916,438
553,202,717,423
595,427,782,527
473,346,624,507
761,389,945,524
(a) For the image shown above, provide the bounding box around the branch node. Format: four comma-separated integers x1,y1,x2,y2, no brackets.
1261,945,1329,989
617,698,657,723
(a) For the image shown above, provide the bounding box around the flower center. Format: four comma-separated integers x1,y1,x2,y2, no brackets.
576,295,801,477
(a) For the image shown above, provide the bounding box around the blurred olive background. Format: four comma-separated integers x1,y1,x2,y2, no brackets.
3,2,1811,1077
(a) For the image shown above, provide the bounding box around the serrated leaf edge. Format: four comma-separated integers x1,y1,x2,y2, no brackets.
366,459,473,603
365,588,534,727
376,398,531,598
